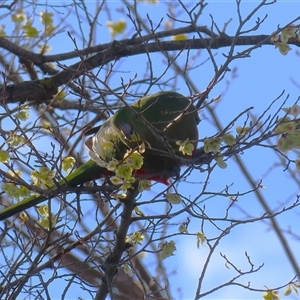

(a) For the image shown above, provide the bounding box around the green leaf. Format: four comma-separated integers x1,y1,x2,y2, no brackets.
106,19,126,37
38,214,56,229
134,206,144,217
11,9,25,23
14,106,29,121
196,232,206,248
110,176,123,186
2,182,20,199
293,281,300,288
122,262,131,274
276,42,291,55
222,133,236,146
236,125,250,136
203,137,221,154
282,105,300,118
270,31,279,43
159,240,176,259
262,290,280,300
166,193,181,204
178,223,188,233
124,150,144,170
19,185,31,198
36,204,49,216
138,179,151,192
130,231,145,245
39,43,52,54
6,132,27,147
283,284,292,296
19,211,29,223
22,23,39,37
274,116,296,133
176,138,195,155
40,11,54,26
0,150,9,163
215,155,227,169
172,34,188,41
62,156,76,174
0,24,6,36
278,133,300,152
281,25,297,43
31,167,56,188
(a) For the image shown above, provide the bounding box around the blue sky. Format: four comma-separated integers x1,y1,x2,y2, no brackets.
2,1,300,299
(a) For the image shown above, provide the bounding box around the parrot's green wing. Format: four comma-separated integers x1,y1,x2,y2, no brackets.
130,91,200,172
0,160,111,221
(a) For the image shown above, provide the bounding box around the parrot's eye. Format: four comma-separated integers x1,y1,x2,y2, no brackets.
119,121,133,139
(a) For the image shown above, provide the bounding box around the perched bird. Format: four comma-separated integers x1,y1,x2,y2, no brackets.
0,91,199,221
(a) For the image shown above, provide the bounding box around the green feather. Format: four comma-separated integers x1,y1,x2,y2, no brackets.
111,91,200,173
0,160,106,221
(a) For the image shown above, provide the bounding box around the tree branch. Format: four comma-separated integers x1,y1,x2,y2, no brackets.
95,182,139,300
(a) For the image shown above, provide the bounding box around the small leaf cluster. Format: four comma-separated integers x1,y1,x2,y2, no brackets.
274,105,300,150
203,133,236,169
62,156,76,174
2,170,31,200
16,9,55,38
31,167,56,189
35,204,57,230
14,105,30,121
262,281,300,300
126,231,145,246
176,138,195,156
159,240,176,260
271,25,300,55
274,104,300,171
106,19,126,38
165,193,182,204
196,232,206,249
2,166,57,228
108,147,150,192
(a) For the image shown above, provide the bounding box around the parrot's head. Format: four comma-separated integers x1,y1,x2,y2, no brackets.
113,106,145,148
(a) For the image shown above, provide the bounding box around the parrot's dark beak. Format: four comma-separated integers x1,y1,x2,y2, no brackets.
83,125,102,137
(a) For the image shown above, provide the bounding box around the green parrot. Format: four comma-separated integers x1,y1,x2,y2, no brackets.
0,91,199,221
